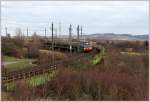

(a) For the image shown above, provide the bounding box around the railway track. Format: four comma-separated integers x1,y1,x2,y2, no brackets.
2,48,99,84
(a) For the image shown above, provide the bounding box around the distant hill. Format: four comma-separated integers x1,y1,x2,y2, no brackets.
83,33,148,41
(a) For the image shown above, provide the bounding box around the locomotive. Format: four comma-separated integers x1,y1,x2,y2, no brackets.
83,42,93,52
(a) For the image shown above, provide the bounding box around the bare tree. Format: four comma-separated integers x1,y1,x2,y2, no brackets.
15,28,24,40
27,32,41,58
13,28,25,48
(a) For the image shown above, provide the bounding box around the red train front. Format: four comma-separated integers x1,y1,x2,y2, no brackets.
83,42,93,52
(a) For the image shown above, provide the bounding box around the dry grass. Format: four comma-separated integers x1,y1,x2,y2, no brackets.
38,50,67,64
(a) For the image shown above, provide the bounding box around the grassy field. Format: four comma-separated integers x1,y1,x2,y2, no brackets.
3,56,21,62
120,51,143,56
3,56,36,72
91,47,105,65
27,70,58,87
5,61,36,72
3,70,58,92
4,82,16,92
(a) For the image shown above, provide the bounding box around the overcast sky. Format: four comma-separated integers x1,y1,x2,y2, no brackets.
1,1,149,36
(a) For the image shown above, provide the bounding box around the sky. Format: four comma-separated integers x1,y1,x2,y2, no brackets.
1,1,149,36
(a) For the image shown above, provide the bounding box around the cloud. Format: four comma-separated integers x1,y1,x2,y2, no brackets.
1,1,149,36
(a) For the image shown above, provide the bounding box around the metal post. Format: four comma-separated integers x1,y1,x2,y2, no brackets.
51,22,54,64
77,25,80,52
69,24,72,53
27,27,28,37
59,22,61,39
55,28,57,39
77,25,79,41
45,28,46,38
22,33,24,40
81,25,82,38
5,27,7,37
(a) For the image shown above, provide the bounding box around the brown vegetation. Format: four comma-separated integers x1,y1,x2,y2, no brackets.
2,40,148,101
38,50,67,64
2,37,24,58
27,33,42,58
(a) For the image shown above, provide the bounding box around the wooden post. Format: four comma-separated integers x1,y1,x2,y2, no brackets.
28,72,31,78
33,72,35,76
12,76,15,81
23,73,26,79
43,70,45,74
18,74,21,79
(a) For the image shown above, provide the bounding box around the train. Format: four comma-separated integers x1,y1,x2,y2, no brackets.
45,41,93,53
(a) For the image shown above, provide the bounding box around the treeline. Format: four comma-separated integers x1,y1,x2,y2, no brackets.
2,32,44,59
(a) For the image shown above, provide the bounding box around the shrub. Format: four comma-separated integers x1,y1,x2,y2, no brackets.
2,37,25,58
9,81,33,100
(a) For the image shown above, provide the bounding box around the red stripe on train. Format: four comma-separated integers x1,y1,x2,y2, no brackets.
84,47,93,52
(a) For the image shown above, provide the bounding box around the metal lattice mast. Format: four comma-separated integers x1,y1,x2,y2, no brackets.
69,24,72,53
